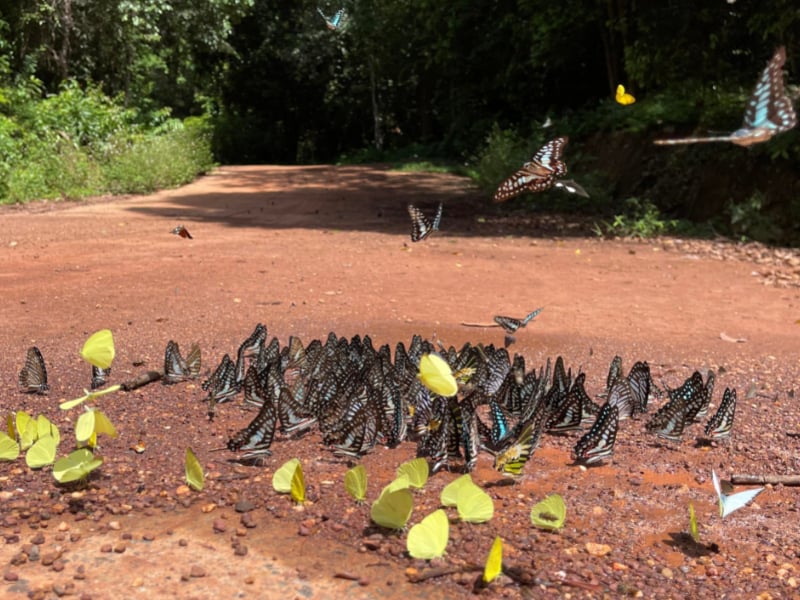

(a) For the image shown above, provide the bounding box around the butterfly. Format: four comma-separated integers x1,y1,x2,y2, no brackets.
407,509,449,559
163,341,201,384
454,480,494,523
573,403,619,464
645,397,691,442
493,307,544,334
407,202,443,242
530,493,567,531
493,137,573,203
19,346,49,394
227,375,277,459
90,366,110,390
553,179,590,198
185,447,204,491
317,7,347,31
615,84,636,105
493,422,535,477
704,387,736,440
370,486,414,530
711,469,763,518
655,47,797,146
417,352,457,397
344,464,367,503
53,448,103,484
171,225,193,239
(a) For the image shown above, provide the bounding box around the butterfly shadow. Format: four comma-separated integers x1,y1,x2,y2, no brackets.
665,532,719,557
483,478,520,490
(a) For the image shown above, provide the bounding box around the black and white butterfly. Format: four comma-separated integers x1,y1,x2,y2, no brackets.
655,47,797,146
91,365,111,390
493,307,544,334
317,7,347,30
19,346,49,394
163,340,201,384
407,202,443,242
704,387,736,440
227,373,277,460
573,403,619,464
494,137,579,202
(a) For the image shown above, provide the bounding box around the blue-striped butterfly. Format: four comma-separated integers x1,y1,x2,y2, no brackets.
655,47,797,146
317,7,347,31
493,137,568,203
171,224,193,239
407,202,443,242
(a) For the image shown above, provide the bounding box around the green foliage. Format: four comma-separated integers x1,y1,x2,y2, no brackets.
472,124,532,196
0,80,214,204
596,198,681,239
728,192,784,243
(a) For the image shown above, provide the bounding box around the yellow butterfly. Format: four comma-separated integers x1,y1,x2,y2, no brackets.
417,353,458,397
26,435,57,469
615,84,636,105
0,433,20,461
80,329,115,369
60,384,121,410
185,447,204,491
530,493,566,530
483,536,503,583
371,487,413,530
688,502,700,543
406,509,449,559
344,464,367,503
396,457,429,489
53,448,103,484
75,409,117,448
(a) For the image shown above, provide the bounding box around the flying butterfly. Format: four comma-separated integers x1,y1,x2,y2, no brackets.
655,47,797,146
317,7,347,31
53,448,103,484
407,202,443,242
493,307,544,334
19,346,49,394
573,403,619,465
704,387,736,440
171,225,193,239
494,137,578,203
615,84,636,105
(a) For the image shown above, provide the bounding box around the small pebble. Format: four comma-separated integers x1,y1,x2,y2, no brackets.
212,519,227,533
179,539,189,547
114,544,126,554
4,571,18,582
235,500,256,513
100,544,113,553
190,565,206,578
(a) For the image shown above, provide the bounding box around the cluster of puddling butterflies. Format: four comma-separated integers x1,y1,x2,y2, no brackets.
169,323,740,477
406,46,797,242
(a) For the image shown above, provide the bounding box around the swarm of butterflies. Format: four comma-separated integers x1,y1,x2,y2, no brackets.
161,323,741,478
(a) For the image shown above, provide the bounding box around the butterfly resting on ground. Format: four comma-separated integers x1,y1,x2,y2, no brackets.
171,225,193,239
19,347,49,394
407,202,443,242
654,46,797,147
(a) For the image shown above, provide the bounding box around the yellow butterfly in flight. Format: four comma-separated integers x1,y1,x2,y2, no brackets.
615,84,635,105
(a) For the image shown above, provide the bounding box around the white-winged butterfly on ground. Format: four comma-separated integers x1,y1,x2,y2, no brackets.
711,469,763,518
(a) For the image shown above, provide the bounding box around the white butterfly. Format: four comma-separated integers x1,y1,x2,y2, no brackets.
711,469,763,518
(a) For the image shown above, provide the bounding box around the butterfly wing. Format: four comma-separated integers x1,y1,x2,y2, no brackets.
407,509,449,559
573,403,618,464
744,46,797,132
615,84,636,105
493,315,522,334
704,387,736,439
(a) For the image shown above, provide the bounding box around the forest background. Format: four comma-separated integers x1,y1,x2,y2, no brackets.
1,0,798,244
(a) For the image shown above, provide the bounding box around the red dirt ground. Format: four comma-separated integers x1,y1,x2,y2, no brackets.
0,165,799,599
